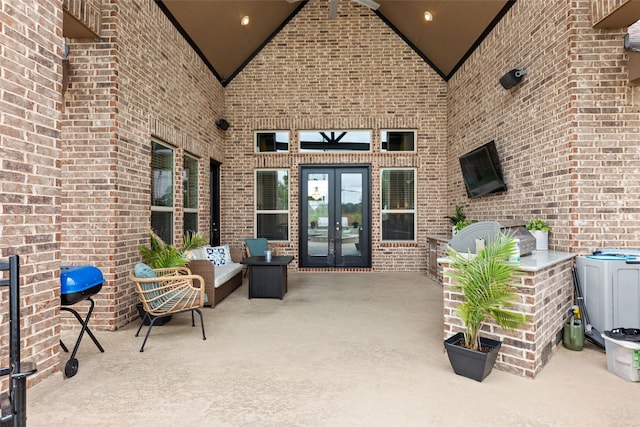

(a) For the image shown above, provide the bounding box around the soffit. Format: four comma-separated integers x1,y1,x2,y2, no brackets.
593,1,640,28
159,0,512,84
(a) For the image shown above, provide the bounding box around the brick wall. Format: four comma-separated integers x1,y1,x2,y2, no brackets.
567,2,640,253
224,0,448,270
0,0,63,386
442,259,575,378
61,0,225,335
447,0,640,255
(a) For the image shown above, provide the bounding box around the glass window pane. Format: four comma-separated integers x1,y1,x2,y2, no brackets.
382,169,415,242
256,131,289,152
183,155,198,209
382,170,414,210
256,169,289,241
151,211,173,244
152,142,174,207
257,213,288,241
184,212,197,235
299,130,371,152
257,170,289,210
381,130,416,152
382,213,415,240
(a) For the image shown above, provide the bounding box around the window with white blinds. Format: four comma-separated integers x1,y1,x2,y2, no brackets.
151,140,174,244
255,169,289,241
183,154,199,234
381,168,416,241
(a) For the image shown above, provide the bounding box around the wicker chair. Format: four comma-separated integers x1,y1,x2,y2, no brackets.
130,265,206,352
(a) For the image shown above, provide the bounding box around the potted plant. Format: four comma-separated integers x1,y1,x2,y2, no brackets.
526,218,551,251
443,233,528,381
136,230,208,324
453,220,472,233
138,229,207,268
444,205,466,235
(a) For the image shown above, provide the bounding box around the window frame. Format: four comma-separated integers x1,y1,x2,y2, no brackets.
255,168,290,242
380,167,417,242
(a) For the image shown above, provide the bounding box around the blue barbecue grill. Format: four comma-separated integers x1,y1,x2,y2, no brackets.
60,265,105,377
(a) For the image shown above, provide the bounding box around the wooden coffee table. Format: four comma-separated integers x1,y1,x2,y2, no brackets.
240,255,294,299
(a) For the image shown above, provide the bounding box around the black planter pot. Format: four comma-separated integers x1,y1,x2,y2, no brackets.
136,302,172,326
444,332,502,382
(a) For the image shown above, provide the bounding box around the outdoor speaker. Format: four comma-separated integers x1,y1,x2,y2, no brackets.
215,119,229,131
499,69,527,89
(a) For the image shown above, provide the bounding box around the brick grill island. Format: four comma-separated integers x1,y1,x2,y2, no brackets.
441,251,576,378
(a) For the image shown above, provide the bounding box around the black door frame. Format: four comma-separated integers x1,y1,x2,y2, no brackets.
298,164,371,268
209,159,221,246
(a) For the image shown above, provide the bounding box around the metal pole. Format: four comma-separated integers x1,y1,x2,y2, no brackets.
9,255,27,427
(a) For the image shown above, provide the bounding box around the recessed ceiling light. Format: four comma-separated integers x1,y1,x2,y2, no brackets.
424,11,433,22
241,15,250,26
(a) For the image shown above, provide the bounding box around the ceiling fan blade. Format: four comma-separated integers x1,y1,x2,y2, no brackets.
353,0,380,10
328,0,339,19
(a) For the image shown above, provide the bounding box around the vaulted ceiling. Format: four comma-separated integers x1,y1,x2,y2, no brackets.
157,0,513,86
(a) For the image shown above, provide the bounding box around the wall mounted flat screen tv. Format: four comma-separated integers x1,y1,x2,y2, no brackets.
458,140,507,198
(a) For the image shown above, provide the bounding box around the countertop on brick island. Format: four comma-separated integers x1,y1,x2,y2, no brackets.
514,250,576,272
440,250,577,378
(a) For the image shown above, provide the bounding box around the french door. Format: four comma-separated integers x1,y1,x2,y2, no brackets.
299,165,370,268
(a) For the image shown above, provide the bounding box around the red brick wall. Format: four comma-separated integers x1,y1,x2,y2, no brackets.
224,0,449,270
0,0,64,386
566,2,640,253
447,0,640,254
61,0,225,335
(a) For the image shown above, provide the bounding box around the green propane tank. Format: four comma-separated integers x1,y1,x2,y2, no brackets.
563,306,584,351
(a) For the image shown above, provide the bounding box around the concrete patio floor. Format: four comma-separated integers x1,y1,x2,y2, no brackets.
27,272,639,426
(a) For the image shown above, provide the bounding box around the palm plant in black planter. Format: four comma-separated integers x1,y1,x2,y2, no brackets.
444,233,527,381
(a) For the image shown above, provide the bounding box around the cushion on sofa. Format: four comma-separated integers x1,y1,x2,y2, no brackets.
213,263,243,288
205,245,233,266
186,247,209,261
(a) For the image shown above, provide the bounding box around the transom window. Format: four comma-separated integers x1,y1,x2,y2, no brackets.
299,130,371,152
381,130,416,152
255,169,289,241
381,168,416,241
255,131,290,153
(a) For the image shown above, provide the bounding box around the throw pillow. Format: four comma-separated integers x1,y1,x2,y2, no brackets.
205,245,232,266
134,262,156,278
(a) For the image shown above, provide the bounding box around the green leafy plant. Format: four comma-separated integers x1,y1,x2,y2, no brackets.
138,229,207,269
526,218,551,232
444,205,466,226
454,220,472,232
445,233,528,351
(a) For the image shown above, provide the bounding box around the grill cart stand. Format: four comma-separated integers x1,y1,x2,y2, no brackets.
60,266,105,378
